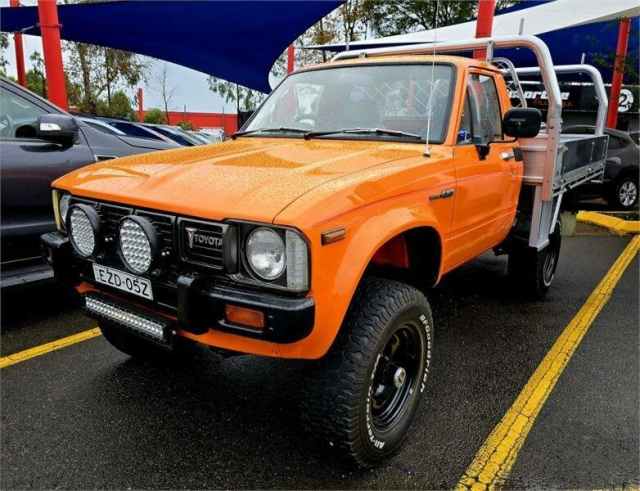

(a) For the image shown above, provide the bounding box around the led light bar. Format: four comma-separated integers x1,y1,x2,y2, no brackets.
85,295,167,341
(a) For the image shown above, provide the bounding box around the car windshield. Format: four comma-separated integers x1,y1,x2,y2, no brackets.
244,64,455,143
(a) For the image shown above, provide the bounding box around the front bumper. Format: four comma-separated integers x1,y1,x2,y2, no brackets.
41,232,315,344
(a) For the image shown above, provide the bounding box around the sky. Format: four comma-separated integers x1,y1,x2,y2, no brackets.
1,0,239,114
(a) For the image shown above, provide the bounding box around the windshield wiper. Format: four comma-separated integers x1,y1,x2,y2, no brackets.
231,127,308,139
303,128,424,141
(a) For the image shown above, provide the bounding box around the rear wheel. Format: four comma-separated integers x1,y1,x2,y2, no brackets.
508,225,561,298
301,277,433,468
99,322,179,361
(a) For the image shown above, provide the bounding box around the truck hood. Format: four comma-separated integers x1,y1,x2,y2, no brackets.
55,138,425,222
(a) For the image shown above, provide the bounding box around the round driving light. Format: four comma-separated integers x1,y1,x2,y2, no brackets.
59,194,71,229
119,216,157,275
246,227,285,280
67,204,99,257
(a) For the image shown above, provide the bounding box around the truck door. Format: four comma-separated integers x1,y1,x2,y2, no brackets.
447,70,520,269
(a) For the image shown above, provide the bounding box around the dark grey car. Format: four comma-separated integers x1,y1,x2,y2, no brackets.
0,78,176,287
563,125,639,210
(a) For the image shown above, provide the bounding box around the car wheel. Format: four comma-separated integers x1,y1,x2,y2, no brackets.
508,224,561,299
301,277,433,468
611,175,639,210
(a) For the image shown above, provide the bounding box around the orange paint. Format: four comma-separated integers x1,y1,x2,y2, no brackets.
57,55,519,360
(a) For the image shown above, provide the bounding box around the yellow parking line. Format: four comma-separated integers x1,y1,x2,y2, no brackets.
577,211,640,235
457,234,640,491
0,327,101,369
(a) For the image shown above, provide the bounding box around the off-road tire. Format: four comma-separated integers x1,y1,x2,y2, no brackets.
508,224,562,298
99,322,179,361
608,174,639,210
301,277,433,468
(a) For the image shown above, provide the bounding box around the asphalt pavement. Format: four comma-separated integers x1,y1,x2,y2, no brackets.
1,233,638,489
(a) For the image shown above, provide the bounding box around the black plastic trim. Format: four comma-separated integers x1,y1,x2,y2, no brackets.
197,282,315,343
41,231,81,286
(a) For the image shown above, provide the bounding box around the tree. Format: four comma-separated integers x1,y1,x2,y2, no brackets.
64,42,147,114
156,63,176,124
25,51,82,105
105,91,136,120
177,120,194,131
26,52,46,98
207,78,267,113
362,0,519,37
144,108,167,124
0,33,9,76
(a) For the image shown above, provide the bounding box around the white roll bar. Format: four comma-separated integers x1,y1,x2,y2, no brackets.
332,35,563,200
514,64,608,136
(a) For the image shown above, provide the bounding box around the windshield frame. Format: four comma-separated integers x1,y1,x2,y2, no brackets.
240,61,458,145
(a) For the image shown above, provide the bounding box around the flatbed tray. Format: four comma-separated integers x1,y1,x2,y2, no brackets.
519,132,608,195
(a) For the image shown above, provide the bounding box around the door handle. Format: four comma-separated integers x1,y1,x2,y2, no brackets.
429,188,455,201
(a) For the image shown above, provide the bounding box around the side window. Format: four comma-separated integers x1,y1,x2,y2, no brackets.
457,95,473,144
466,73,502,143
0,86,47,139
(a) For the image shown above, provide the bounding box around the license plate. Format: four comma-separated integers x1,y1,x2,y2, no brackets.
92,264,153,300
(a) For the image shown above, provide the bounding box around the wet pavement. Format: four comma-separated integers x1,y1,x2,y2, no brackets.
1,234,638,489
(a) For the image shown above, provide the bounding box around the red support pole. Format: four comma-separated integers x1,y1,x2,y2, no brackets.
37,0,68,110
287,44,295,74
137,87,144,122
474,0,496,60
606,17,631,129
10,0,27,87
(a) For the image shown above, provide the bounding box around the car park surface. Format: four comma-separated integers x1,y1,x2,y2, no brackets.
2,232,638,489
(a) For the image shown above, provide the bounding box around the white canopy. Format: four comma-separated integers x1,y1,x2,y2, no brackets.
316,0,640,50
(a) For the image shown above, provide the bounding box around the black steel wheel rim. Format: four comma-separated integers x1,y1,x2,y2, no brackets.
370,322,422,432
543,246,557,286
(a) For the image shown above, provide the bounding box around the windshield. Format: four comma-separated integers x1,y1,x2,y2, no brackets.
245,64,455,143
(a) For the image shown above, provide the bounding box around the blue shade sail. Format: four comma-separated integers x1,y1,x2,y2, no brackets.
0,0,343,93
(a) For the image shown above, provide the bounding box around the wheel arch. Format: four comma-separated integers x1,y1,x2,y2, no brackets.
310,220,444,359
365,226,443,290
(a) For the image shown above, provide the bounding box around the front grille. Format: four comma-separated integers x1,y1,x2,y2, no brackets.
70,197,226,284
178,218,227,270
98,203,132,240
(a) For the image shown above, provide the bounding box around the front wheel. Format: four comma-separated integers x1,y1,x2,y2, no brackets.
508,225,561,298
301,277,433,468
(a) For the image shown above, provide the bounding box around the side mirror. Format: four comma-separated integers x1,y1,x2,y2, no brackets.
36,114,79,146
503,108,542,139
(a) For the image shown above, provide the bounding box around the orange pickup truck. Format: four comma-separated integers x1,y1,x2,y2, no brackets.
42,36,608,466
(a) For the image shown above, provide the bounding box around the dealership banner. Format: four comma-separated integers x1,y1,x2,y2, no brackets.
510,82,639,114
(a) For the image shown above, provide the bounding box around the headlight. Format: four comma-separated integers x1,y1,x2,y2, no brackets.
119,216,157,275
242,225,309,291
68,204,99,257
59,194,71,229
52,190,71,232
246,227,286,280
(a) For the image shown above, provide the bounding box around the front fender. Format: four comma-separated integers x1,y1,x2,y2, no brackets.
291,198,443,359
